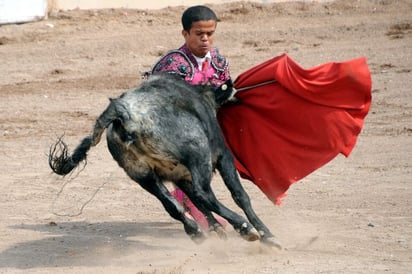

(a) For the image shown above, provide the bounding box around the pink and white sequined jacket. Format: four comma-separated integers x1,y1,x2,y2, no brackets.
150,44,230,89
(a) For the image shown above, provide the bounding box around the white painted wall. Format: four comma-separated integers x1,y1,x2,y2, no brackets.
0,0,47,24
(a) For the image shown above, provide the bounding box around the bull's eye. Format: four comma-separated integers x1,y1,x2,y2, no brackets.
221,84,227,91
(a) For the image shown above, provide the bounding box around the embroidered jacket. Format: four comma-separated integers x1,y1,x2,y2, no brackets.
151,44,230,89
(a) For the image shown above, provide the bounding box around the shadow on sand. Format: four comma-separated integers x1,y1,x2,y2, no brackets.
0,220,186,269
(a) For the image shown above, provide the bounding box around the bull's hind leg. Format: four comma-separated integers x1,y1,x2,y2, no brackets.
136,176,206,243
106,129,205,242
217,150,282,249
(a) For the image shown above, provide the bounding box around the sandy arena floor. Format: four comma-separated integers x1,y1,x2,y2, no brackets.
0,0,411,273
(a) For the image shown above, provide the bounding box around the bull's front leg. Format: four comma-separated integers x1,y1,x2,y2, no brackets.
217,150,282,249
187,169,260,242
175,180,227,239
135,176,206,243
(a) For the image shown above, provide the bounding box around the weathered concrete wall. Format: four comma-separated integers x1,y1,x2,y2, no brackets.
49,0,329,11
0,0,331,24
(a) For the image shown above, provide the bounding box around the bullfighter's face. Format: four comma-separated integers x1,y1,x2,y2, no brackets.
182,20,216,58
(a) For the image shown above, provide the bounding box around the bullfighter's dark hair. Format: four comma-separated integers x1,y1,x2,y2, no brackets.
181,5,218,31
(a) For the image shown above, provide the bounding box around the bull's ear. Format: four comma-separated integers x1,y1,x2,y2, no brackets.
227,78,234,87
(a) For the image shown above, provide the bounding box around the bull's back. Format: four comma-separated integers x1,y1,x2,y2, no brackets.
104,74,213,182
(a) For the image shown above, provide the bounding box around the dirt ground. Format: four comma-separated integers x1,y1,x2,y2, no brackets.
0,0,411,273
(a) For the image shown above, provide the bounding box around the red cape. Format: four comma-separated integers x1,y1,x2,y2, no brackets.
217,54,372,205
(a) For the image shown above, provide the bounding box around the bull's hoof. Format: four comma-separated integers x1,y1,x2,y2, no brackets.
185,219,206,244
209,224,227,240
238,222,260,241
190,228,206,244
261,236,283,250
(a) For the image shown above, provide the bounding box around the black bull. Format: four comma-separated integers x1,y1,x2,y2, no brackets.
49,74,280,247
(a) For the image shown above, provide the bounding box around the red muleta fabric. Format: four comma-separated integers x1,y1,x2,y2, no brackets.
217,54,372,205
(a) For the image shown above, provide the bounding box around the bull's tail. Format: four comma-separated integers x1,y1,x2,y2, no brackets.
49,98,121,176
